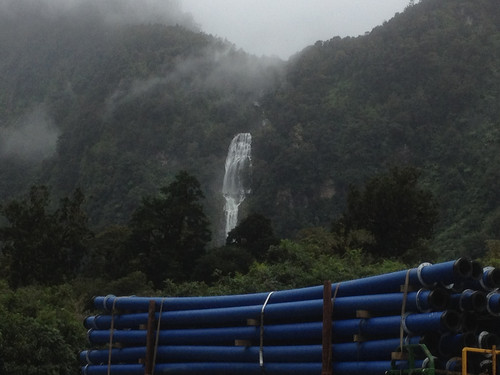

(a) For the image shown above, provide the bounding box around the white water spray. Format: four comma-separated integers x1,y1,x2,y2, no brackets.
222,133,252,238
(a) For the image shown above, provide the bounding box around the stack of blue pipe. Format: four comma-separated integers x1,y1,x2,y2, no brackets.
80,258,500,375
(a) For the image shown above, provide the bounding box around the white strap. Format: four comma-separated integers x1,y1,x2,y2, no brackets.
260,291,275,370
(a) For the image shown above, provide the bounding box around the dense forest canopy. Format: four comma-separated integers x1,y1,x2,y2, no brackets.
253,0,500,259
1,0,500,256
1,0,500,372
0,0,284,242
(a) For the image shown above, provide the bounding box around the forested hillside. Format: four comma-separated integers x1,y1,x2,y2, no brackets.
1,0,500,372
1,0,500,257
251,0,500,259
0,0,284,242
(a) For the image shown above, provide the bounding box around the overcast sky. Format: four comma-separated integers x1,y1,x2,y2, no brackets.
180,0,410,59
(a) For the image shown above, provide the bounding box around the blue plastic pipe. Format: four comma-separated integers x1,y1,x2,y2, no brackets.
438,332,476,357
486,291,500,316
93,259,471,313
80,336,427,365
80,345,323,365
81,362,322,375
461,266,500,292
87,310,460,347
355,310,460,338
449,289,486,312
81,360,423,375
84,289,449,330
438,357,462,372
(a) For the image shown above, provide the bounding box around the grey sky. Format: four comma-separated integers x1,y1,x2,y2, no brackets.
181,0,410,59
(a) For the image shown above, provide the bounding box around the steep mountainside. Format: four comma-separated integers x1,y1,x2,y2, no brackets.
1,0,499,257
0,0,284,240
251,0,500,258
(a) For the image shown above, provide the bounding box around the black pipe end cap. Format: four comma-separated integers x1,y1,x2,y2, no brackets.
486,268,500,289
441,310,462,332
453,258,472,279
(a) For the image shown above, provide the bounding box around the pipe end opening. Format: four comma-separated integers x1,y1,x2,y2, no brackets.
429,288,450,310
471,291,487,312
441,310,461,332
487,268,500,289
460,311,477,332
454,258,472,279
480,332,500,349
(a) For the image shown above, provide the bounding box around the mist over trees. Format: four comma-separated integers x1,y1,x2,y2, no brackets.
0,0,198,30
2,0,500,371
0,1,499,263
0,0,499,262
1,0,499,261
0,0,284,237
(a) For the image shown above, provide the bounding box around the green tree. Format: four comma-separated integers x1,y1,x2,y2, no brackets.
83,225,134,280
0,185,92,288
226,213,279,261
193,245,255,283
129,171,211,287
210,239,408,296
0,282,85,374
334,166,438,261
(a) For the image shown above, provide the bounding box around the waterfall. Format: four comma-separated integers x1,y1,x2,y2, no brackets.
222,133,252,238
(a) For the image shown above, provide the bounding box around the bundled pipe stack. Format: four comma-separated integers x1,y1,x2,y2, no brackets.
80,258,500,375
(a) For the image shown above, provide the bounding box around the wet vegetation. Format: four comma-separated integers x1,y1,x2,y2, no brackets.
1,0,500,372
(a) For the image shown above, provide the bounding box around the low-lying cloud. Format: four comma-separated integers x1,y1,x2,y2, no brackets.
0,105,60,162
105,44,284,116
0,0,198,30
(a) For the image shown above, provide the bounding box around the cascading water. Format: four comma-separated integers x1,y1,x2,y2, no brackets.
222,133,252,238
